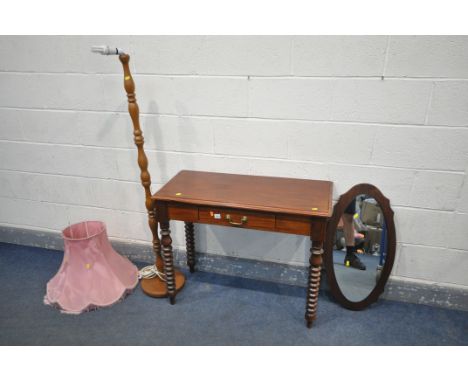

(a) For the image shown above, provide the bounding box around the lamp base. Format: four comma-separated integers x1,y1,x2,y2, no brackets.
140,269,186,298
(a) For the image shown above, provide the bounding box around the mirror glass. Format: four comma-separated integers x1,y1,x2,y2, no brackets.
332,194,387,302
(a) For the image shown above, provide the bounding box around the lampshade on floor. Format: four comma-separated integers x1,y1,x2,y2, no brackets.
44,221,139,314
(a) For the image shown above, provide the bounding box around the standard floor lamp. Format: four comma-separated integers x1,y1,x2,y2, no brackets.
92,45,185,297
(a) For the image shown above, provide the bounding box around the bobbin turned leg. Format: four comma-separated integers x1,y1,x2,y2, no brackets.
185,222,196,273
305,240,324,328
160,223,176,304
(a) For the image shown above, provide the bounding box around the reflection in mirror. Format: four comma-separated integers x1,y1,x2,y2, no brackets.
333,194,387,302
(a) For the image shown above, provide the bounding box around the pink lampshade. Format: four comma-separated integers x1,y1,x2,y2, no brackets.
44,221,139,314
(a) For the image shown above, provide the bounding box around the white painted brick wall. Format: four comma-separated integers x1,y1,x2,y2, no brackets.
132,36,292,76
427,81,468,126
372,126,468,171
287,122,377,164
385,36,468,78
292,36,388,77
0,36,467,287
395,244,468,285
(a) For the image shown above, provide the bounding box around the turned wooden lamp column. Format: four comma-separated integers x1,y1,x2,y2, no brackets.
118,54,186,297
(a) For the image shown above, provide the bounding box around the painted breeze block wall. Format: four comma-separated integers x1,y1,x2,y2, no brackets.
0,36,467,290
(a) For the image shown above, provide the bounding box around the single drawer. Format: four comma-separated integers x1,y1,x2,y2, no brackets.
167,203,198,222
198,207,275,230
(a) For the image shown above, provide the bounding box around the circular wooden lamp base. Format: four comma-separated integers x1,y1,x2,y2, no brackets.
140,269,186,298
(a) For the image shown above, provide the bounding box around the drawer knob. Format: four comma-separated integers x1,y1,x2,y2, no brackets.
225,214,248,226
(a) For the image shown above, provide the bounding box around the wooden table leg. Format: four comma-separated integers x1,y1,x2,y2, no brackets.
185,222,196,273
158,203,177,305
305,240,324,328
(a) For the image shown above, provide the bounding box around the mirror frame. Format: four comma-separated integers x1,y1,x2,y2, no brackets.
324,183,396,310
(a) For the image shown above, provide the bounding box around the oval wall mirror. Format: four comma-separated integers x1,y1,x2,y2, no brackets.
324,184,396,310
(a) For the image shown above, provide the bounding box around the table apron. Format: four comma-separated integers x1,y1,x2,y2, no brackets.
161,201,327,240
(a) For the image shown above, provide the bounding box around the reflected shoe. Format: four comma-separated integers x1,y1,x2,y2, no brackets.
344,253,366,271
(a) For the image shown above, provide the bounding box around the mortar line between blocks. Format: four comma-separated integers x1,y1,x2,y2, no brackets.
424,82,436,125
3,70,468,81
1,106,468,129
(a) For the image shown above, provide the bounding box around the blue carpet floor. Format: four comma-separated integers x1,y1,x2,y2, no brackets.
0,242,467,345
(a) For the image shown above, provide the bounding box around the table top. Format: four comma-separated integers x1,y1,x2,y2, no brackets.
153,170,333,217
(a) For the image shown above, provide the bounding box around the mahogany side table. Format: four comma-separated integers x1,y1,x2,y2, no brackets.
152,170,333,328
